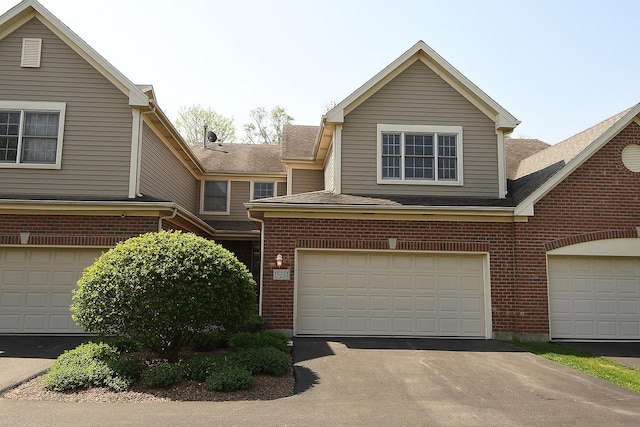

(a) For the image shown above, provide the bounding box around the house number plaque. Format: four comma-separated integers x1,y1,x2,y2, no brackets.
273,269,291,280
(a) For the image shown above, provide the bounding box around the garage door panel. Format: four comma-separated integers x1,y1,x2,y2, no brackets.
297,251,487,337
549,255,640,340
0,248,105,333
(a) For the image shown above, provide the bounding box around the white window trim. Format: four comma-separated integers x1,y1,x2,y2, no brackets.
200,180,230,215
376,124,463,186
0,100,66,169
250,181,276,200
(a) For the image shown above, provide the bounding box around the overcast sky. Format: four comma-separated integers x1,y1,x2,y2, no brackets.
2,0,639,144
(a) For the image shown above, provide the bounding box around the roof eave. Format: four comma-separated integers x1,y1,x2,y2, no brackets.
514,103,640,216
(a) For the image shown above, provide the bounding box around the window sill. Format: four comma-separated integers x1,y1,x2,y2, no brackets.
377,179,463,186
0,162,61,169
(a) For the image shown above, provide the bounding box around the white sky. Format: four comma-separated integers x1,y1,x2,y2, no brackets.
2,0,639,144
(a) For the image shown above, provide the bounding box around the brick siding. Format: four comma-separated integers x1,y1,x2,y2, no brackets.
260,122,640,336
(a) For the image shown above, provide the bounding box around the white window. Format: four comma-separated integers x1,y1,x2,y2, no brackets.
377,124,463,185
252,181,275,200
201,180,229,214
0,101,65,169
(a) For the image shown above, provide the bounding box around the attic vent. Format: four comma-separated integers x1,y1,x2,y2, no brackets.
21,38,42,68
622,144,640,172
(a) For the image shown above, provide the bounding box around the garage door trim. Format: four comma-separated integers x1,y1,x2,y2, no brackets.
293,248,492,338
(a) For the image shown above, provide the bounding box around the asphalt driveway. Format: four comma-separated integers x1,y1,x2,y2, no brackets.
2,337,640,426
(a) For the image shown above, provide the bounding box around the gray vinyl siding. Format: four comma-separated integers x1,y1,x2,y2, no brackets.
139,123,197,213
291,169,324,194
0,18,132,197
340,60,498,198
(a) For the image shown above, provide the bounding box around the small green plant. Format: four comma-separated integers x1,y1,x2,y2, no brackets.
239,313,265,333
90,336,138,353
43,342,135,392
230,330,290,353
180,355,220,381
140,362,182,388
206,366,254,392
224,347,290,376
189,331,230,351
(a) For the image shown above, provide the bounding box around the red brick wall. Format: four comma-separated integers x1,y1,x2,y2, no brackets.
261,218,517,332
0,214,158,246
260,122,640,336
514,121,640,334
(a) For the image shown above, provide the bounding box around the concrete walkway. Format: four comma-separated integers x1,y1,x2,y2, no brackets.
0,335,88,392
1,337,640,426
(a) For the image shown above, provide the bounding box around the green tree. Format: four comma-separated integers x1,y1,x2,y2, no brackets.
175,104,236,145
243,105,293,145
71,231,256,362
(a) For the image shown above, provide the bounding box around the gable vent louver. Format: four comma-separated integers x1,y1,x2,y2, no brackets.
622,144,640,172
21,38,42,68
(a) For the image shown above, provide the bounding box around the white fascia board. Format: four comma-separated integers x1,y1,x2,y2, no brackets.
245,202,515,216
4,1,150,107
514,103,640,217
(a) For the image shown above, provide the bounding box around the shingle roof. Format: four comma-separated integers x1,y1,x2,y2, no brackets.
514,108,632,179
282,125,320,159
190,143,285,174
505,138,549,180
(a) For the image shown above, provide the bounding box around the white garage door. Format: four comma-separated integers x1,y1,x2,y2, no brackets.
0,248,105,333
548,256,640,340
296,251,488,337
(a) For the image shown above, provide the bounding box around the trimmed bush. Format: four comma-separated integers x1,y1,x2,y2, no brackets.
239,313,265,333
230,331,290,353
206,366,254,392
42,342,135,392
180,355,220,381
141,363,181,388
71,231,256,361
90,336,138,353
224,347,290,376
189,331,230,351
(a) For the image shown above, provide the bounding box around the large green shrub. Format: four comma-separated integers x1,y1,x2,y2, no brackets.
71,231,256,361
42,342,137,392
226,347,290,375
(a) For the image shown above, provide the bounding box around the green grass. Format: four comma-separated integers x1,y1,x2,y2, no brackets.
510,341,640,393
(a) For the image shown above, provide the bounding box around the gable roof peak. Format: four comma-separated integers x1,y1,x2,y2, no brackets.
323,40,519,132
0,0,149,107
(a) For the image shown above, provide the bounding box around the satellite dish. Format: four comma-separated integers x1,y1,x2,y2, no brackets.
207,131,217,143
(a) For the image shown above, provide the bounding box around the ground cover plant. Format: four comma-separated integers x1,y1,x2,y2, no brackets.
510,341,640,393
12,331,294,402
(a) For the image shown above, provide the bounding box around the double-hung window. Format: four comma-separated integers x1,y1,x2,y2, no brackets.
0,101,65,169
252,182,275,200
202,180,229,214
378,124,463,185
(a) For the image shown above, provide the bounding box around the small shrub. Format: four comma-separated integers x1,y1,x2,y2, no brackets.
104,355,141,382
224,347,290,376
43,342,135,392
90,336,138,353
206,366,254,392
141,362,181,388
230,330,290,353
239,313,265,333
189,331,230,351
180,355,220,381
